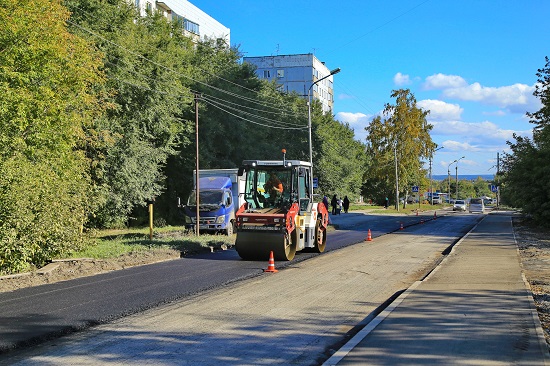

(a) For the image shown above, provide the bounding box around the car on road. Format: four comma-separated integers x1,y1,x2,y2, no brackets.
469,198,485,213
453,199,467,211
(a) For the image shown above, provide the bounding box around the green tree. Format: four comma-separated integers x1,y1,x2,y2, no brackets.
66,0,196,227
0,0,105,273
363,89,436,208
502,57,550,226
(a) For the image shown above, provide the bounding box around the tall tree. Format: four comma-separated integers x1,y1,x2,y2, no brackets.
502,57,550,226
0,0,105,273
363,89,436,208
66,0,196,227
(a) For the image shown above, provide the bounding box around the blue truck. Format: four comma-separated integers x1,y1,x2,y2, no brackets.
181,169,244,235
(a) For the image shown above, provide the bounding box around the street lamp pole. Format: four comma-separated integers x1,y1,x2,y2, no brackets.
455,156,465,201
308,67,340,198
447,160,457,204
429,146,444,205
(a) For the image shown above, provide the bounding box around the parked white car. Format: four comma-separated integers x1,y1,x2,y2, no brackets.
469,198,485,213
453,199,467,211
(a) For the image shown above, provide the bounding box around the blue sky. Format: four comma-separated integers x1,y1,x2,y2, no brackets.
194,0,548,175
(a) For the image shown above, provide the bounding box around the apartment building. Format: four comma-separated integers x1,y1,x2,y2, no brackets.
243,54,336,113
134,0,230,44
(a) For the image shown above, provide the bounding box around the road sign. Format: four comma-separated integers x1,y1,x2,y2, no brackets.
412,186,419,192
490,184,498,193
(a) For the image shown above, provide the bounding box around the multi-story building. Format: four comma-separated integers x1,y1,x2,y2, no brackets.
134,0,230,45
243,54,336,113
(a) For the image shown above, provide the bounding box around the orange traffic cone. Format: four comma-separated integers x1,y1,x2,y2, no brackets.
434,211,437,220
366,229,373,242
400,222,404,230
264,251,278,273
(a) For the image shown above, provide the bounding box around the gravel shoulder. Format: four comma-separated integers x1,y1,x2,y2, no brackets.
513,216,550,350
1,214,549,351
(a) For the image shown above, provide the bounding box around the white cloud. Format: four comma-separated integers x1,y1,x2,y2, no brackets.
418,99,463,121
432,120,532,144
422,73,541,114
440,140,482,152
335,111,371,126
393,72,412,86
423,73,467,90
442,82,539,111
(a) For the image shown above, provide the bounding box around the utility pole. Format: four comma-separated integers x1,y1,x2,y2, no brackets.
394,144,399,211
429,155,433,205
497,152,500,207
195,93,200,236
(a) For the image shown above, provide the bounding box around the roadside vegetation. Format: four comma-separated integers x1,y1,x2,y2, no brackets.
70,226,234,260
500,57,550,227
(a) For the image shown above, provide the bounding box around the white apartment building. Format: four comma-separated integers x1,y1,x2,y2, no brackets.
243,54,336,113
134,0,230,44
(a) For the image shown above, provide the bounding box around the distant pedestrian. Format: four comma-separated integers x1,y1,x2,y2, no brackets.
331,194,337,215
343,196,350,213
384,197,389,209
336,197,343,215
323,195,329,212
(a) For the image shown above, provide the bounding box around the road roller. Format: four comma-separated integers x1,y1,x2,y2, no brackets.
235,151,329,261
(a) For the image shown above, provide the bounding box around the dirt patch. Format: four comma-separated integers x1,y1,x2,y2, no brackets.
513,216,550,350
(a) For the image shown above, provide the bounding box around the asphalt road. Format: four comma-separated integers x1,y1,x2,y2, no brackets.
0,210,478,363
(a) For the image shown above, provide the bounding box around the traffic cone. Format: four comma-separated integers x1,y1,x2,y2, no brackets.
366,229,373,242
434,211,437,220
264,251,278,273
421,219,424,224
400,222,404,230
416,210,419,216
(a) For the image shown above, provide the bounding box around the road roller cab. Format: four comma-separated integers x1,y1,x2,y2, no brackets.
235,155,329,262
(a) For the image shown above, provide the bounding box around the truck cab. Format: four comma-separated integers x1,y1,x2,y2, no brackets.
182,175,239,235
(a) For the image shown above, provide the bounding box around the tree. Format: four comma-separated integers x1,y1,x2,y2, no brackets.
66,0,196,227
363,89,436,208
0,0,106,273
502,57,550,226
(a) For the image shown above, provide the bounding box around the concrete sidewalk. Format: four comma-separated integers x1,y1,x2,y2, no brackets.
325,212,550,365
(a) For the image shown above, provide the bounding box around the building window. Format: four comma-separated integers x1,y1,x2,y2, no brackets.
277,69,284,78
263,70,271,78
184,19,200,35
135,0,140,8
145,2,152,13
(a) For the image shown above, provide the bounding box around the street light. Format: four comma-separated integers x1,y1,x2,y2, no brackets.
447,159,457,204
429,146,444,205
455,156,465,201
307,67,340,197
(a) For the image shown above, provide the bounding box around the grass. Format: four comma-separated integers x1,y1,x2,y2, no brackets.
64,203,449,261
64,226,235,260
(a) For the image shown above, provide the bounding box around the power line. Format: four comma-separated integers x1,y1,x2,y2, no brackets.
67,5,304,117
66,19,312,130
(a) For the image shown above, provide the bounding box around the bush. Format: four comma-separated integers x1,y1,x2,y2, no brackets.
0,156,90,275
